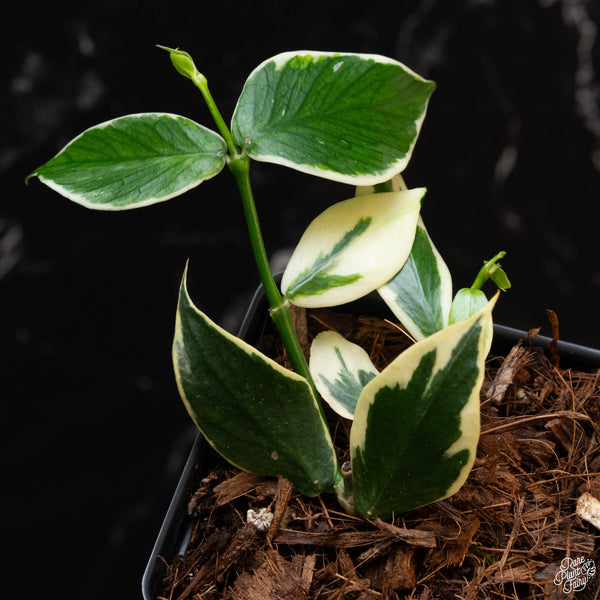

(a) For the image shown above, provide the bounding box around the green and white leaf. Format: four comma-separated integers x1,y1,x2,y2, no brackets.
173,264,338,497
356,175,452,340
309,331,378,420
231,51,435,185
378,218,453,340
28,113,227,210
350,294,497,520
281,188,424,307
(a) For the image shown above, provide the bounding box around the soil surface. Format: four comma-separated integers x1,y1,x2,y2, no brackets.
156,309,600,599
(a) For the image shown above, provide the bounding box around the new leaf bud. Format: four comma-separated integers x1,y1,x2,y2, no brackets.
157,45,203,83
448,288,488,325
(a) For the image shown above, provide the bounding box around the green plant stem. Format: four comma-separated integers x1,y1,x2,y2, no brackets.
227,155,322,402
190,73,239,157
334,461,356,515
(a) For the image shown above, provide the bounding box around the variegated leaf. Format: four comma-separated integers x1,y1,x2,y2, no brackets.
232,51,435,185
309,331,378,420
356,175,452,340
281,188,424,307
173,264,338,497
378,217,453,340
350,295,497,520
28,113,227,210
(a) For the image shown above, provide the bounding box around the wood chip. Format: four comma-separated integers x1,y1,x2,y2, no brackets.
488,558,547,584
275,523,436,549
213,471,268,506
226,549,308,600
485,342,527,403
382,548,417,591
373,518,437,548
446,515,480,567
300,554,317,592
275,527,392,548
266,476,294,543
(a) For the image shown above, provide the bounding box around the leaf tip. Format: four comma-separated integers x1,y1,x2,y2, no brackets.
24,169,38,186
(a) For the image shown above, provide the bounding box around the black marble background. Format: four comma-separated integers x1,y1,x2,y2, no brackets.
3,0,599,597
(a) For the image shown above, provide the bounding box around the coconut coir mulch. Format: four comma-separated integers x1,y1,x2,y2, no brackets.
157,309,600,600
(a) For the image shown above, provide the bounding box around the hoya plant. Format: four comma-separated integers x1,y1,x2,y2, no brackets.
28,47,509,520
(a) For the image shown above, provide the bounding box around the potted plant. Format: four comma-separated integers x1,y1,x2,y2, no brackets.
28,47,600,599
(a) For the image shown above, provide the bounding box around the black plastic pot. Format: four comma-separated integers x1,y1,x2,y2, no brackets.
141,283,600,599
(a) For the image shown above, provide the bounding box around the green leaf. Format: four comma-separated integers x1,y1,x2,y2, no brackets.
378,218,453,340
490,265,511,291
448,288,488,325
231,51,435,184
173,264,338,497
281,188,424,307
28,113,227,210
309,331,378,420
350,295,497,520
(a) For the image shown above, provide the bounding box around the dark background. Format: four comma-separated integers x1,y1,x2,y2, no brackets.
3,0,599,597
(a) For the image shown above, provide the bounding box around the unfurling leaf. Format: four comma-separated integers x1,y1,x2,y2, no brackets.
232,51,435,184
173,264,338,497
490,265,511,291
28,113,227,210
350,295,497,520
